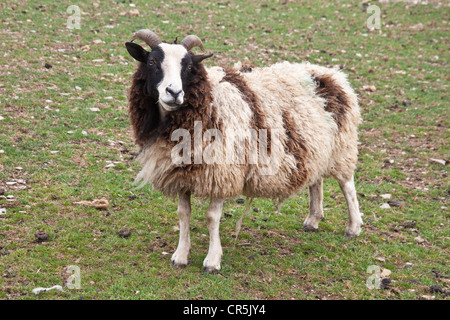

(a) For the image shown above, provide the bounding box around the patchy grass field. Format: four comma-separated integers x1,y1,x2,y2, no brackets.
0,0,448,300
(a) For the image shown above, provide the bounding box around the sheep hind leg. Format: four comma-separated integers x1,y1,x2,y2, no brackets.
203,198,224,273
303,179,324,232
170,191,191,268
338,175,363,238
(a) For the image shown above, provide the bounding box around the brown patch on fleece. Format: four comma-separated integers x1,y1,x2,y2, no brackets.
281,109,309,192
158,62,218,175
313,73,351,130
221,67,271,155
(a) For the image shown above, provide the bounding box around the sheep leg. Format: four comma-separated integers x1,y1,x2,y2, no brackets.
203,198,224,273
170,191,191,268
303,179,324,231
339,176,363,238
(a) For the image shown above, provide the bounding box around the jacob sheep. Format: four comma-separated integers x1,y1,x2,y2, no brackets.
125,30,363,273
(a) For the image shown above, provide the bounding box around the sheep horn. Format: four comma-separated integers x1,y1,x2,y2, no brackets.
131,29,162,49
180,35,205,52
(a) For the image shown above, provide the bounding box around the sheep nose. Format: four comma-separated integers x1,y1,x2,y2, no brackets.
166,87,182,99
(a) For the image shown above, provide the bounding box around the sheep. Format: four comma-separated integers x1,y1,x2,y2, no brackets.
124,29,363,273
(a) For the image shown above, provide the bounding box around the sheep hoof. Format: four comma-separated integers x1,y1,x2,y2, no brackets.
303,225,319,232
344,227,361,239
202,265,220,274
170,260,188,268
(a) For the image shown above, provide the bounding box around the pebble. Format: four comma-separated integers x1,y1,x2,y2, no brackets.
414,236,426,243
380,203,391,209
35,231,49,242
380,194,391,199
380,268,391,279
388,199,404,207
429,285,444,294
118,229,131,238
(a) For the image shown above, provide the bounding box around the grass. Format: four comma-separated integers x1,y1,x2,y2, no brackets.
0,0,449,300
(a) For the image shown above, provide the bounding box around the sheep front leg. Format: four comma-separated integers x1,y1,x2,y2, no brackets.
303,179,324,231
170,191,191,268
203,198,224,273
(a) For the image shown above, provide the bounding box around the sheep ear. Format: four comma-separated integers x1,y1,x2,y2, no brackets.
125,42,149,63
192,53,213,65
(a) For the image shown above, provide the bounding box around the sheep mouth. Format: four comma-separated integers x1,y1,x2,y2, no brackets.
159,100,182,112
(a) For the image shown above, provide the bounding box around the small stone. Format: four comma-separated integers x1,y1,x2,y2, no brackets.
380,194,392,199
404,262,414,268
0,208,6,215
35,231,49,242
362,85,376,92
380,268,391,279
128,9,140,16
402,221,417,229
380,278,391,290
402,100,411,106
414,235,425,243
429,285,444,294
118,229,131,238
420,295,435,300
380,203,391,209
388,199,404,208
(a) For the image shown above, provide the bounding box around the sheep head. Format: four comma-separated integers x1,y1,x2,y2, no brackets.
125,30,213,112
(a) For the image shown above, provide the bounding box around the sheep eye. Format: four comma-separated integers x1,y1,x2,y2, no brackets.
187,64,192,70
148,59,156,66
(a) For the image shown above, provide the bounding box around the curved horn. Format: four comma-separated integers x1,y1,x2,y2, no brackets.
180,35,205,52
131,29,162,49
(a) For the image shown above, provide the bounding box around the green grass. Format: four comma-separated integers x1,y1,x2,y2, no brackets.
0,0,449,300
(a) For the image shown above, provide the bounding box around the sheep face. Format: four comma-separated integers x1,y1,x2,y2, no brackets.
125,41,212,112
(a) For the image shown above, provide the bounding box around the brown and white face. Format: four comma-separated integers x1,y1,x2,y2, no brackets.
125,30,212,112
